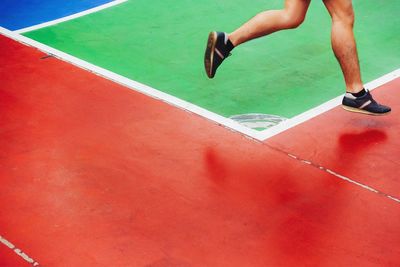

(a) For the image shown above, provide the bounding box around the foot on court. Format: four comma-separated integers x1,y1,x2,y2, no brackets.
342,89,391,115
204,31,234,78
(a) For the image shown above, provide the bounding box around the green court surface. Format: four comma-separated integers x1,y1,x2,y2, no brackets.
24,0,399,121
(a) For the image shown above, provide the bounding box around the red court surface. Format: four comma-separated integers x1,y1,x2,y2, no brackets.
0,244,29,267
269,79,400,198
1,35,400,267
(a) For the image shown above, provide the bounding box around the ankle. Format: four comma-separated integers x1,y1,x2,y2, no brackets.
227,33,239,47
346,84,364,94
347,88,367,98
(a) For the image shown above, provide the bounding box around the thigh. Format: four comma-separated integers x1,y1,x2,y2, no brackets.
284,0,312,22
284,0,311,15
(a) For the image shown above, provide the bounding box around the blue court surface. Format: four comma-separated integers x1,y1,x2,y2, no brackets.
0,0,113,30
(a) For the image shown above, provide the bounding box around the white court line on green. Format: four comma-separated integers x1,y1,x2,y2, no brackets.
258,69,400,140
15,0,128,34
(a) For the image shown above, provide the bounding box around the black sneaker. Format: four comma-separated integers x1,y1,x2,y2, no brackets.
204,31,234,78
342,90,391,115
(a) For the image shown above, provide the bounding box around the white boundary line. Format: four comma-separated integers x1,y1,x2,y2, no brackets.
0,234,40,266
0,27,263,140
286,153,400,204
15,0,128,34
258,69,400,140
1,27,399,141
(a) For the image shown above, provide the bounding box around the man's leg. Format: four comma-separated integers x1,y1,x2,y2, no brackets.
323,0,391,115
322,0,362,93
229,0,311,46
204,0,310,78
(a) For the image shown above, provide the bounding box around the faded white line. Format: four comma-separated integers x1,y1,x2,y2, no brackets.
324,168,400,203
15,0,128,34
0,235,40,266
283,151,400,204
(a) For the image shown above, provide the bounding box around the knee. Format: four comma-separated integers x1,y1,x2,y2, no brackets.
331,4,355,27
282,10,306,29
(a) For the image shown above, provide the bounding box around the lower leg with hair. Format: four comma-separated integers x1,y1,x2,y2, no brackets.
228,0,311,46
323,0,363,93
323,0,391,114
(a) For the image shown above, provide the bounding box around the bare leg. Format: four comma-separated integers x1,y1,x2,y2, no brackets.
204,0,310,78
323,0,363,93
229,0,311,46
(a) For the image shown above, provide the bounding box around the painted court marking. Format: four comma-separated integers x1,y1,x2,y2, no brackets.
0,27,260,140
283,151,400,204
0,28,399,142
15,0,128,34
0,235,40,266
259,70,400,140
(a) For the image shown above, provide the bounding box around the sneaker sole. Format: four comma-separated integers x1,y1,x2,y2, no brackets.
342,105,391,116
204,31,217,79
